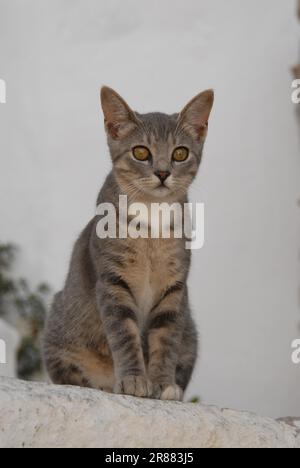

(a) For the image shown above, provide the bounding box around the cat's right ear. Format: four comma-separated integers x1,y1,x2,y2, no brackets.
100,87,138,140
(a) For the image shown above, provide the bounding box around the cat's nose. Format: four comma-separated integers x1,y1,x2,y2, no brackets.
155,171,171,184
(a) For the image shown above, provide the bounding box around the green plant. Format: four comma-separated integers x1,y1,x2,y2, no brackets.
189,396,201,404
0,242,51,380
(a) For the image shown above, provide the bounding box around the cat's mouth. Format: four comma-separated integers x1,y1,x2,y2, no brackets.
154,184,171,196
134,179,172,199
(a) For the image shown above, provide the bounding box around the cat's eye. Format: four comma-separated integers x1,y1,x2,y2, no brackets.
132,146,151,162
173,147,189,163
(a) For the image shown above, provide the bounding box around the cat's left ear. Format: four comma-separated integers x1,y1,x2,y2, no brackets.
101,86,139,140
178,90,214,141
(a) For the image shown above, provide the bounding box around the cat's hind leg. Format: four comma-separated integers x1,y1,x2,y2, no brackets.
45,348,115,392
44,292,115,392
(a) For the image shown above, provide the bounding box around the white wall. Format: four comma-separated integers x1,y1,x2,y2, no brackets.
0,0,299,418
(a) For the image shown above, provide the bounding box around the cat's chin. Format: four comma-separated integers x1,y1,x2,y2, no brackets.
150,186,174,200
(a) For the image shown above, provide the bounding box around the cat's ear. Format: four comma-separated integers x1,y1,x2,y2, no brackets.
100,86,138,140
178,90,214,141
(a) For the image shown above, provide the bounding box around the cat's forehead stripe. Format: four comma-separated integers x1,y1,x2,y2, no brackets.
138,113,177,141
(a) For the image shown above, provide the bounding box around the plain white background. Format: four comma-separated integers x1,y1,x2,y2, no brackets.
0,0,299,418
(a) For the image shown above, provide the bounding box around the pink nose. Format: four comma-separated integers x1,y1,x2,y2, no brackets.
155,171,171,183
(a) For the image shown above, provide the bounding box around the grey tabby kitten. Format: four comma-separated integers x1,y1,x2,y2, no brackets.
44,86,214,401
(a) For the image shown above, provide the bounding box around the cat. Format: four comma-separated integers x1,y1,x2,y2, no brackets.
43,86,214,401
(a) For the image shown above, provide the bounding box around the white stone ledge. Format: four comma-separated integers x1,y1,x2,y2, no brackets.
0,377,299,448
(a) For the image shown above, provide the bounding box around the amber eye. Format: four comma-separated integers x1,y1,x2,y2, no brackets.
173,147,189,163
132,146,151,162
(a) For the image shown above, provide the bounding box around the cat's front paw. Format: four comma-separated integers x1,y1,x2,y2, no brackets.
114,375,153,398
152,383,183,401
